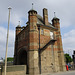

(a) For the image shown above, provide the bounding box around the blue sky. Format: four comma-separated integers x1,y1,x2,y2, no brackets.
0,0,75,58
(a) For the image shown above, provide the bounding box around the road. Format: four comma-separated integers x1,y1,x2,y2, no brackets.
52,71,75,75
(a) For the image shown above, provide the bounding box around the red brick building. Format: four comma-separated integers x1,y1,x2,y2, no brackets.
14,8,66,74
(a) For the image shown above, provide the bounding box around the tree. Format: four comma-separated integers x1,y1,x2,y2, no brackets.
64,53,72,64
7,57,14,62
3,57,14,62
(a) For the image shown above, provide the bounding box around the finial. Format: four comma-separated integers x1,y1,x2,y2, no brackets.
18,21,20,25
32,3,34,9
8,7,12,10
17,21,21,27
54,12,56,18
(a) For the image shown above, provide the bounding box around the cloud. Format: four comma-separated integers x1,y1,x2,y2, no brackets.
62,29,75,56
0,26,15,58
0,0,75,58
0,0,75,27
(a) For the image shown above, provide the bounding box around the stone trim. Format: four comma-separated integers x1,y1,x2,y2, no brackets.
28,49,38,51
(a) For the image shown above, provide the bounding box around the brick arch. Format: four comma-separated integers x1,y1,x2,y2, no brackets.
17,47,27,65
18,46,27,53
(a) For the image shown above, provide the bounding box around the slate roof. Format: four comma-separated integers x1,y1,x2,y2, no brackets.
37,15,55,28
16,25,21,27
37,15,44,25
28,9,37,13
26,14,57,30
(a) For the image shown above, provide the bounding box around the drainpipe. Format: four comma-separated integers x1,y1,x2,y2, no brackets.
51,43,55,72
38,26,41,74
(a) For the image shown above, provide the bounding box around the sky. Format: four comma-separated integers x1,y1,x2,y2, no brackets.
0,0,75,59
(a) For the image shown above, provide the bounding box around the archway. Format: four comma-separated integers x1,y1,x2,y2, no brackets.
18,50,27,65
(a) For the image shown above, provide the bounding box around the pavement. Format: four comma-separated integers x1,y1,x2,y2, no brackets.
40,70,75,75
49,70,75,75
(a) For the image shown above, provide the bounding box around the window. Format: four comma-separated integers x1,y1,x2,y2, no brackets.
50,31,54,39
41,29,44,34
34,26,36,29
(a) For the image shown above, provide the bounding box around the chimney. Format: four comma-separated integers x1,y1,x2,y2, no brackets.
43,8,48,25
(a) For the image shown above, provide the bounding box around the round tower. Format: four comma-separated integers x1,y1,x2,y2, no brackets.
14,24,21,65
16,25,21,35
52,17,60,29
52,16,66,71
28,9,37,31
28,8,39,74
28,9,37,21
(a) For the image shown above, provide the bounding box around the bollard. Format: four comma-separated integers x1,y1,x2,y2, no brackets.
66,65,69,71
